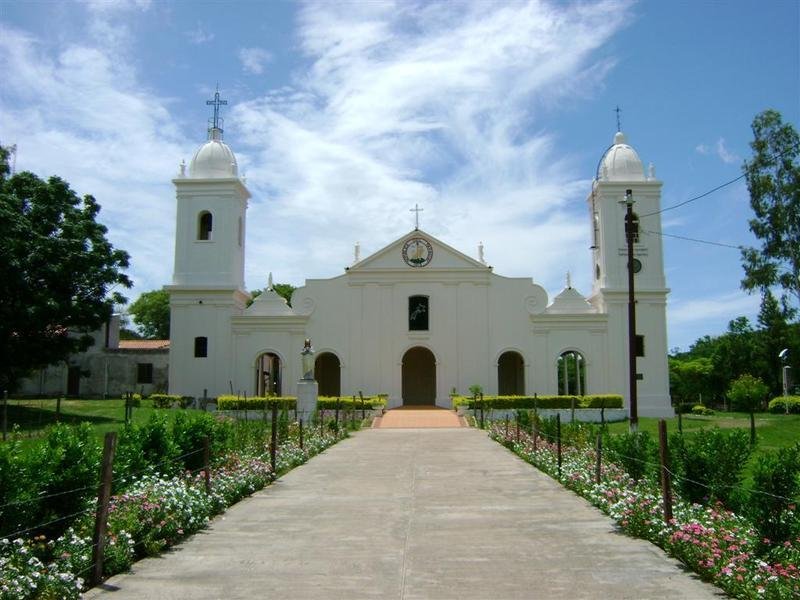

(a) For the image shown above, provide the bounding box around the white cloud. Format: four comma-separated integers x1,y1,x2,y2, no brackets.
186,23,215,45
0,24,188,298
695,138,740,164
0,0,636,308
715,137,740,164
232,0,633,294
239,47,272,75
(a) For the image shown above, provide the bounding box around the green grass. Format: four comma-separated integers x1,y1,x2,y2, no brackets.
0,397,181,442
605,411,800,483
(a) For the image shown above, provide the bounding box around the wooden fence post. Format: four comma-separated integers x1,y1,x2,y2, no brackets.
479,393,484,429
504,415,509,438
360,391,366,420
532,419,538,451
658,419,673,525
299,418,304,450
556,413,562,480
270,401,278,475
595,433,602,484
3,390,8,441
335,399,340,427
56,396,62,422
91,432,117,587
319,409,324,434
203,436,211,494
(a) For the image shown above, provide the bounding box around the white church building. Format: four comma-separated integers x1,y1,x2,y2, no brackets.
166,99,672,417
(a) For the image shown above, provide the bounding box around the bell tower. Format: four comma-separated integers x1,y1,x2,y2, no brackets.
165,90,250,398
588,130,672,417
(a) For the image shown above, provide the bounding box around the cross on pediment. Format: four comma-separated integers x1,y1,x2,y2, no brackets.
410,204,424,230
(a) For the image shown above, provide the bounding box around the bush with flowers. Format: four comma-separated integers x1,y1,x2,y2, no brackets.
490,422,800,599
0,414,353,599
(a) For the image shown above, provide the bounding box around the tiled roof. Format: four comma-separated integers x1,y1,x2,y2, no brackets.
118,340,170,350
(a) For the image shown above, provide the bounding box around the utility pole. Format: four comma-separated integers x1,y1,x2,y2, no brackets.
625,189,639,431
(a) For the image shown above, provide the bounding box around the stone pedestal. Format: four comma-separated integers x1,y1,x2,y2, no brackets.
296,379,318,424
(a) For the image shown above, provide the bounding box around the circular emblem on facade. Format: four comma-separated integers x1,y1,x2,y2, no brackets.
402,237,433,267
632,258,643,273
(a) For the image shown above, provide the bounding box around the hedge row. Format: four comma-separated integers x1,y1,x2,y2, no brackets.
317,396,387,410
217,396,296,411
216,395,388,411
452,394,623,410
768,396,800,414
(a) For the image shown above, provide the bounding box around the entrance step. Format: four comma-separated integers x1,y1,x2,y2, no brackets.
374,407,465,428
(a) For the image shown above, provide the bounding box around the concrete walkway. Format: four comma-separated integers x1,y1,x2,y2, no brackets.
86,429,723,599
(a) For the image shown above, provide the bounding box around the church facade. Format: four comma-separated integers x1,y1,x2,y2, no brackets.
166,108,672,417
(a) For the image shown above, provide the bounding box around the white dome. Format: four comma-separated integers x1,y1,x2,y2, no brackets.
189,129,238,178
598,131,645,181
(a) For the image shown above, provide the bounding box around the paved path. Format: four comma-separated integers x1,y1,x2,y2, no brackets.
375,407,464,428
86,429,723,599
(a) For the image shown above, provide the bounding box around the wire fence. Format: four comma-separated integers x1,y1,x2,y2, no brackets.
1,406,368,589
486,412,800,515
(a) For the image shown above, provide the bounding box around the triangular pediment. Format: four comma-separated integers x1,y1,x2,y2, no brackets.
349,229,489,272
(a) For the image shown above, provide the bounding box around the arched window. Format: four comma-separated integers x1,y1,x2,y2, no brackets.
198,211,213,240
557,350,585,395
194,336,208,358
498,351,525,395
409,296,429,331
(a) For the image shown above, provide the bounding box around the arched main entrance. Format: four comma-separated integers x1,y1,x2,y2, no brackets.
256,352,281,396
498,351,525,395
315,352,341,396
402,346,436,405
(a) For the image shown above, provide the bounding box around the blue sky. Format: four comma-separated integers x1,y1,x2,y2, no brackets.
1,0,798,350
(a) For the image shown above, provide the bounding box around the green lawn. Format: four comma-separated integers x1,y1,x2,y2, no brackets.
1,397,177,441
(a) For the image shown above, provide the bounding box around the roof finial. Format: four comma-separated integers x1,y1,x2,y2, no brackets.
206,86,228,140
267,272,273,291
614,105,622,132
566,271,572,289
354,241,361,263
478,241,485,264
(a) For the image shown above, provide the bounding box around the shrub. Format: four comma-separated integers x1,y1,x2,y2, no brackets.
216,396,296,411
670,428,751,509
150,393,182,409
768,395,800,413
317,396,386,410
451,394,623,410
604,430,658,481
691,404,714,415
747,442,800,546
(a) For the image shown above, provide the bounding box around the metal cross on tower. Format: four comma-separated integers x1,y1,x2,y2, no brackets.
207,87,228,130
410,204,424,230
614,105,622,132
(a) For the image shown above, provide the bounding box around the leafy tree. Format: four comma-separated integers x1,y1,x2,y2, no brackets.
728,373,770,445
668,356,714,406
128,289,170,339
741,109,800,314
0,148,130,391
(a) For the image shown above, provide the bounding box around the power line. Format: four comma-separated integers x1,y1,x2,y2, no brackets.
642,229,743,250
639,142,800,218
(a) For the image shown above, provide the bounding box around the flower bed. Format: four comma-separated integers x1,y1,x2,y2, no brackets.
489,424,800,599
0,426,349,599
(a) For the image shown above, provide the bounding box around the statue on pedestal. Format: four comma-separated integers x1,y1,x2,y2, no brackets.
301,338,315,380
